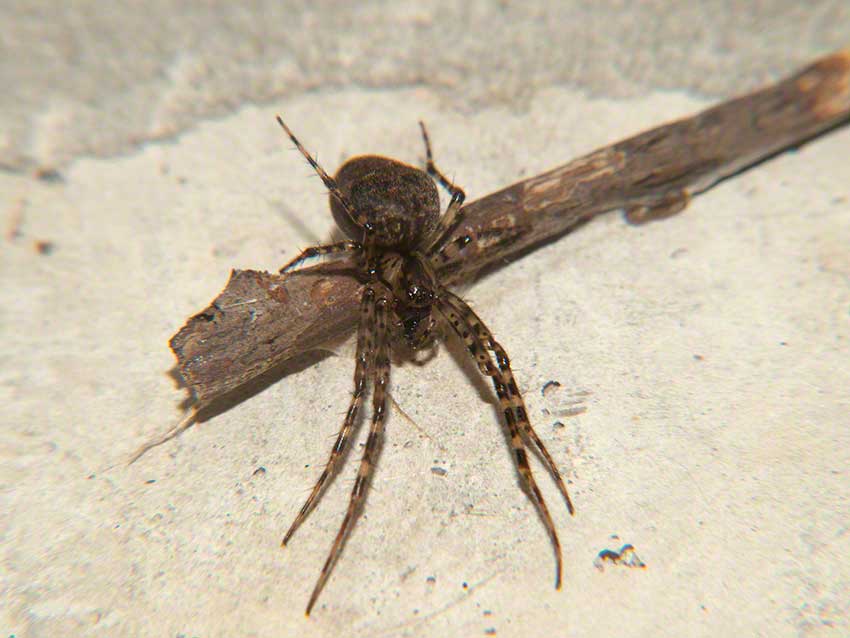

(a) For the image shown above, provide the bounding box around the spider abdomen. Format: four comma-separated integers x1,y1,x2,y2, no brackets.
330,155,441,251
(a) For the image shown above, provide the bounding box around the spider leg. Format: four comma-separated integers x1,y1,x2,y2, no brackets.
281,286,377,546
417,121,467,254
443,291,575,517
429,226,528,275
279,240,361,273
437,293,569,589
276,116,370,232
430,233,473,269
419,121,465,199
424,192,464,256
305,295,391,616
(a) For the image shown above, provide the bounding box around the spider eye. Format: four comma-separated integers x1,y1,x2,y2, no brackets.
406,284,434,307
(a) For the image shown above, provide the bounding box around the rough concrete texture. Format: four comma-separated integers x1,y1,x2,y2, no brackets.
2,2,848,637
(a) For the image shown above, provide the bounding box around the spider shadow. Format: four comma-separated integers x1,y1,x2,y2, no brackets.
439,328,494,407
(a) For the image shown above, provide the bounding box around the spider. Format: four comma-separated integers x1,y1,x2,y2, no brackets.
275,116,575,615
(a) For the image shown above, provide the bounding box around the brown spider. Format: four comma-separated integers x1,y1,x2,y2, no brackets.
275,116,575,615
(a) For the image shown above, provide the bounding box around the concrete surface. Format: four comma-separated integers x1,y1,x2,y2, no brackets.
2,2,848,637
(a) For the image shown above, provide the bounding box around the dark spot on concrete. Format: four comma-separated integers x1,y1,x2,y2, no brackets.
34,240,54,255
34,167,64,183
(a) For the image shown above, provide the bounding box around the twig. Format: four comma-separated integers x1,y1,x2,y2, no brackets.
170,49,850,406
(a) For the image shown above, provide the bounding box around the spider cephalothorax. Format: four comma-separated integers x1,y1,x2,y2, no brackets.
275,116,574,615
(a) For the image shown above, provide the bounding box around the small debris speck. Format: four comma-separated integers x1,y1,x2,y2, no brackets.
252,466,267,477
145,479,156,484
541,380,561,397
34,240,55,255
426,576,436,585
34,167,64,183
430,466,447,476
594,543,646,571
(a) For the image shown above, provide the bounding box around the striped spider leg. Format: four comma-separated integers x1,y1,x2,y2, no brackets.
435,289,574,589
418,128,574,587
304,291,391,615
